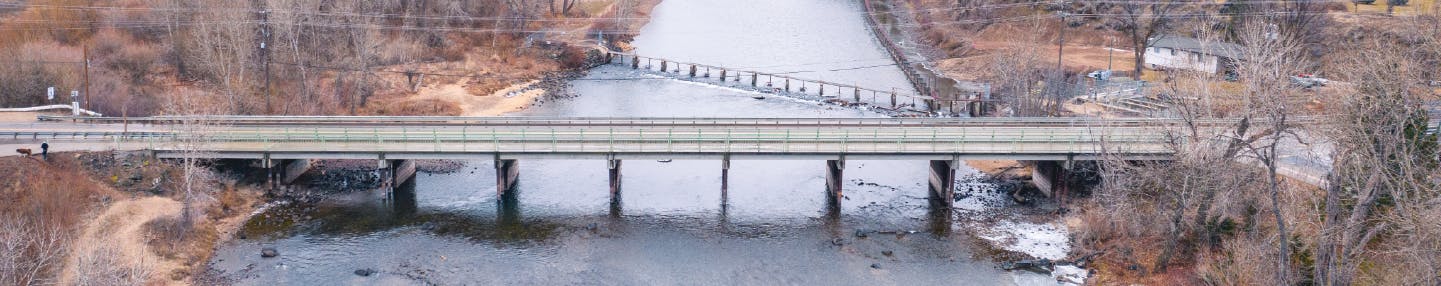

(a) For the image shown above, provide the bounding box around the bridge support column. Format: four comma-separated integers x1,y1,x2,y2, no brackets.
784,79,790,92
825,159,845,205
281,159,312,185
660,60,668,72
890,92,898,109
390,159,417,187
719,70,727,81
496,159,519,197
1029,160,1068,198
608,159,622,200
688,65,697,77
608,158,623,217
928,159,958,208
853,88,861,102
751,73,758,87
631,56,639,69
720,155,730,208
261,155,273,190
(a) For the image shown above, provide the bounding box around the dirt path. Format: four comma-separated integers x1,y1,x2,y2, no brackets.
413,80,547,116
60,197,185,285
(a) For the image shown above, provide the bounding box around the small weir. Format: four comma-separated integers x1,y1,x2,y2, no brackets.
603,52,998,117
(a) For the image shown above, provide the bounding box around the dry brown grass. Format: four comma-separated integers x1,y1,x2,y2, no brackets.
0,154,116,285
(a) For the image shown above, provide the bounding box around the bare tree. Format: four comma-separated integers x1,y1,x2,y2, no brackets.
1312,30,1438,286
0,219,68,286
550,0,578,17
1107,0,1193,78
1227,17,1309,284
162,90,225,226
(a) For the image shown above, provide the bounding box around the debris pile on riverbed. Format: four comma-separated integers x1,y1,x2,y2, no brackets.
947,167,1092,285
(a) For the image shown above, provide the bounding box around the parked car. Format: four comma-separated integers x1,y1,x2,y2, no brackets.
1087,70,1112,81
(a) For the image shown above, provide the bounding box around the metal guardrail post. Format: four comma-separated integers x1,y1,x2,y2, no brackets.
784,130,790,152
899,129,906,152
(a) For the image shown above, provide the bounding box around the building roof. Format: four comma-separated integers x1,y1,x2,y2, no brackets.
1149,36,1243,59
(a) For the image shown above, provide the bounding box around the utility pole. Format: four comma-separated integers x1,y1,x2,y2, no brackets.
1107,37,1115,72
262,9,272,114
83,45,90,112
1055,10,1067,72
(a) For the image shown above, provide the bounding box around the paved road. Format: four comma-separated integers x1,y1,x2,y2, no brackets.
2,116,1183,161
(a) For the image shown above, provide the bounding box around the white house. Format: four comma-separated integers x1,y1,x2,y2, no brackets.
1143,36,1243,75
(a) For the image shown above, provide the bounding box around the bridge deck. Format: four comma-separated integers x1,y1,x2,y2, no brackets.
4,117,1181,161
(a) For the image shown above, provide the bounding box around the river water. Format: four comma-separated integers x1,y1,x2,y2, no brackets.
206,1,1060,285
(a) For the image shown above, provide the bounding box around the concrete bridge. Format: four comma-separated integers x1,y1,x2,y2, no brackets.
4,116,1188,209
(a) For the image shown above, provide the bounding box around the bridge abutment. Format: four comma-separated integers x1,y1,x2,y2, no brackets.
496,159,520,198
281,159,312,185
825,159,845,206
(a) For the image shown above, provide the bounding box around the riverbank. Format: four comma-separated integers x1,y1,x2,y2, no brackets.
0,152,266,285
361,0,664,117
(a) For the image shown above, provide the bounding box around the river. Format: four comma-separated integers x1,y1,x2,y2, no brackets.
205,1,1063,285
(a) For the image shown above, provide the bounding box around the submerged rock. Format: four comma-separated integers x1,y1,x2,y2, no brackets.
355,268,377,276
260,247,279,258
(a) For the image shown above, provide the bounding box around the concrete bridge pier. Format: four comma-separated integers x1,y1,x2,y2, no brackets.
378,159,416,196
631,56,640,69
719,70,727,81
928,158,958,208
496,158,520,198
720,155,731,209
1028,159,1073,198
608,158,624,217
608,158,622,203
825,159,845,206
390,174,418,217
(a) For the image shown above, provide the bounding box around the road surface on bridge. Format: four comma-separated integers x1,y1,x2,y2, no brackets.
2,116,1182,161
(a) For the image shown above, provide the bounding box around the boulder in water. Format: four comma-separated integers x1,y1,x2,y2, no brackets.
260,247,279,258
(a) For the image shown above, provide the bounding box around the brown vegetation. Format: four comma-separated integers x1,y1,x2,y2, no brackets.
900,0,1441,283
0,0,658,117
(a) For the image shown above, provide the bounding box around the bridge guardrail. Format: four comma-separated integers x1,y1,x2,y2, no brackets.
2,124,1177,156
